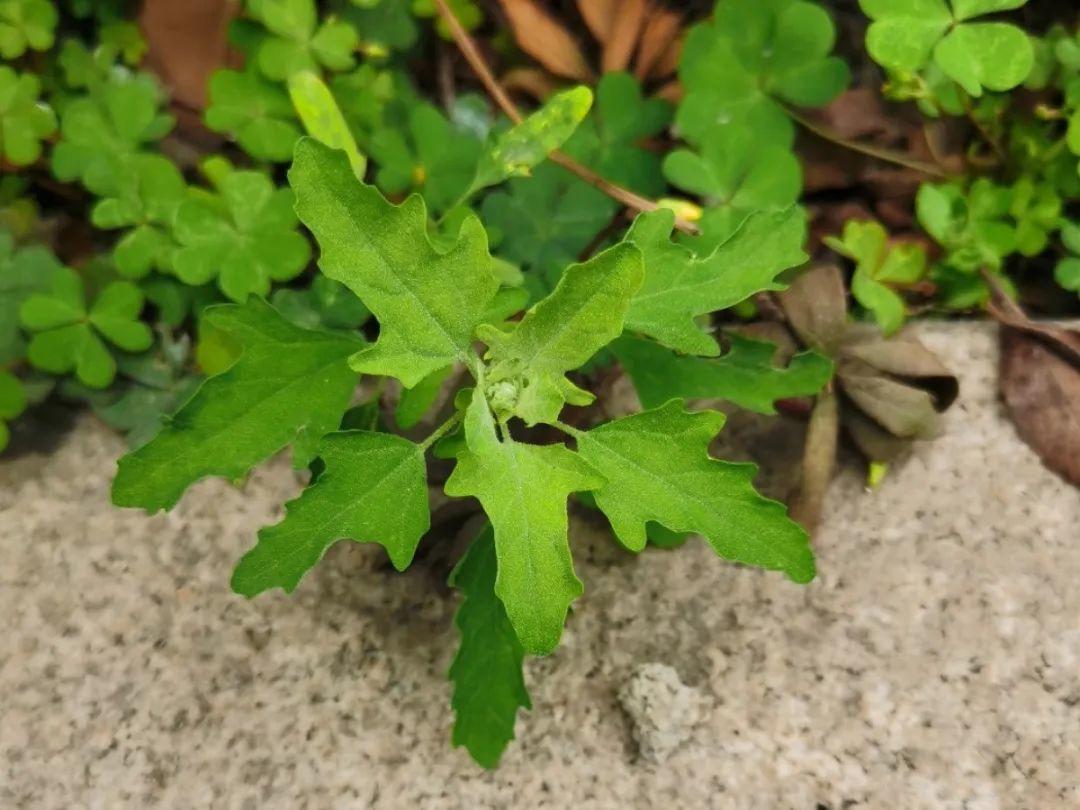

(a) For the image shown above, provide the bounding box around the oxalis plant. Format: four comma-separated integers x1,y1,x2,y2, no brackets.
112,136,819,766
3,0,1078,769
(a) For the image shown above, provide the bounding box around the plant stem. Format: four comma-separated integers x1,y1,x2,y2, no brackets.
785,106,952,179
431,0,700,236
420,410,465,451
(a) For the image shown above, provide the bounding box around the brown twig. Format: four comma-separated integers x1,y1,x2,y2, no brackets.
786,106,953,179
432,0,700,235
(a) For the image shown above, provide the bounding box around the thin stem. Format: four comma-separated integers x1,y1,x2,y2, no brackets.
552,419,584,440
420,410,464,451
431,0,700,236
786,106,952,179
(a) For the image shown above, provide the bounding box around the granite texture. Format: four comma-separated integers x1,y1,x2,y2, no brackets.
1,323,1078,809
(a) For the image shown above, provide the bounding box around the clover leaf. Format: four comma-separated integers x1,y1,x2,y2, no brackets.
249,0,360,81
572,72,672,196
861,0,1034,96
51,73,174,191
678,0,849,146
368,101,484,215
1054,220,1080,295
205,68,303,163
0,230,59,364
270,275,371,331
0,66,57,167
0,369,28,451
0,0,57,59
88,154,189,279
172,170,311,303
482,161,616,295
1008,177,1061,257
825,220,927,335
663,124,802,250
340,0,418,52
20,267,153,388
917,179,1016,272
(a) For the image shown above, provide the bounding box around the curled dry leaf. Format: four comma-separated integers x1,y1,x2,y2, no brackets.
497,0,593,82
780,264,958,469
999,326,1080,488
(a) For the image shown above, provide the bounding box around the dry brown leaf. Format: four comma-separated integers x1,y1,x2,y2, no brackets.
778,264,849,354
139,0,238,110
499,67,559,102
497,0,594,81
634,7,681,80
654,79,682,103
601,0,648,73
1000,326,1080,487
576,0,617,44
652,34,683,79
791,388,838,534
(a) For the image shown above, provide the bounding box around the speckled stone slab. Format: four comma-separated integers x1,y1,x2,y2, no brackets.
2,324,1078,809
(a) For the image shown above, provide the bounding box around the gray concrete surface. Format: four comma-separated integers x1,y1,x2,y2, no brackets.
1,323,1078,809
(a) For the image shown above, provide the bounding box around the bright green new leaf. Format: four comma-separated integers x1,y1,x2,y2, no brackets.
624,208,807,357
860,0,1034,96
232,430,429,595
205,69,302,163
173,170,311,303
477,243,644,425
19,269,152,388
0,67,56,167
291,137,499,387
288,70,367,178
112,298,363,512
449,524,531,769
612,333,833,414
470,86,593,194
51,74,174,191
249,0,360,81
678,0,849,145
444,390,603,655
0,232,59,365
571,400,815,581
916,179,1016,274
824,220,927,334
0,0,57,59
